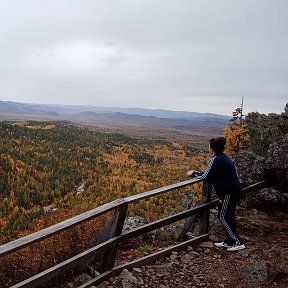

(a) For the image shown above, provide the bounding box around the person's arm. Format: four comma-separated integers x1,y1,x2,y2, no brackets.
187,157,216,180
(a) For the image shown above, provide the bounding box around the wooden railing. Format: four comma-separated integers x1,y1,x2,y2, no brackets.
0,178,270,288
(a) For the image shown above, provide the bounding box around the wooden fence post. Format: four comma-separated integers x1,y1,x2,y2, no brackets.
177,180,212,241
99,201,128,272
198,180,212,235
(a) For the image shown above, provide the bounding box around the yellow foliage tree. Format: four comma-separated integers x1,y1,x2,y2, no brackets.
224,124,250,154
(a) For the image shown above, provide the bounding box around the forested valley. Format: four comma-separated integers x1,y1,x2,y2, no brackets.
1,104,287,287
0,121,209,244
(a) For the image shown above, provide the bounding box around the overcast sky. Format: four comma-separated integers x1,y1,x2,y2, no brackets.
0,0,287,115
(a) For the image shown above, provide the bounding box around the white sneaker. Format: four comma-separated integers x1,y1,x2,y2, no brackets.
214,242,232,248
227,244,246,252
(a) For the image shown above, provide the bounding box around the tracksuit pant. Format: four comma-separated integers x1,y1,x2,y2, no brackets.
218,194,243,246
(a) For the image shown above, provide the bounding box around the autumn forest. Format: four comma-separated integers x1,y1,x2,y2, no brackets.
1,103,287,287
0,121,210,243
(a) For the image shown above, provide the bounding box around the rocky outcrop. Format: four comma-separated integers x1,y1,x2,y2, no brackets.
234,150,265,186
265,134,288,193
246,188,288,212
123,216,145,233
234,134,288,213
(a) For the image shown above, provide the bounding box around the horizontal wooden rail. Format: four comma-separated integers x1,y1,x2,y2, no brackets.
0,198,126,258
78,179,272,288
125,178,202,203
0,179,199,258
9,201,216,288
241,179,270,193
122,200,218,240
1,178,271,288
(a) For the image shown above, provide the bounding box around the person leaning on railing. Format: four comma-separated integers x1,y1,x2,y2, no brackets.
187,136,245,252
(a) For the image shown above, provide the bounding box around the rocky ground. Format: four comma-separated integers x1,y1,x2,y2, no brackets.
92,208,288,288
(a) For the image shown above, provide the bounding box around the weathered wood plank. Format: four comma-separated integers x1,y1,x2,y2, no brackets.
78,270,113,288
178,180,212,240
115,233,210,272
78,233,210,288
177,214,198,240
242,179,270,193
100,203,128,271
125,178,202,203
198,181,212,235
0,198,126,258
77,201,128,272
122,200,218,240
0,179,201,258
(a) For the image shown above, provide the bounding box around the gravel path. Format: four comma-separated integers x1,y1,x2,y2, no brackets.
95,210,288,288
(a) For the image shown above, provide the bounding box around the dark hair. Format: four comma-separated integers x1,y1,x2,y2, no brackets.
209,137,226,153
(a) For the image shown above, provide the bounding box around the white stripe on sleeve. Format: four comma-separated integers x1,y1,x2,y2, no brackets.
195,156,216,180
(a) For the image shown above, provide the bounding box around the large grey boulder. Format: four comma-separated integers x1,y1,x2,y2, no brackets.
266,134,288,169
234,134,288,212
244,188,288,212
233,150,265,186
265,133,288,193
242,260,269,286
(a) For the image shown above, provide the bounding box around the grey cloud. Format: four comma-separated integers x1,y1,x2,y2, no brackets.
0,0,287,115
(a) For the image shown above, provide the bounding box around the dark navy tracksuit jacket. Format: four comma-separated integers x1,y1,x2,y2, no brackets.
192,152,241,198
192,152,243,246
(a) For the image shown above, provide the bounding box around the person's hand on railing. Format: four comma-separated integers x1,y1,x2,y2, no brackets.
187,170,195,177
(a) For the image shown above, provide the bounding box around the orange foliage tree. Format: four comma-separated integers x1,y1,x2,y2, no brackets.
224,124,250,154
224,105,250,154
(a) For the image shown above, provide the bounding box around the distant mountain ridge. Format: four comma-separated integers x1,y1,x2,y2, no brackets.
0,101,229,136
0,101,229,119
